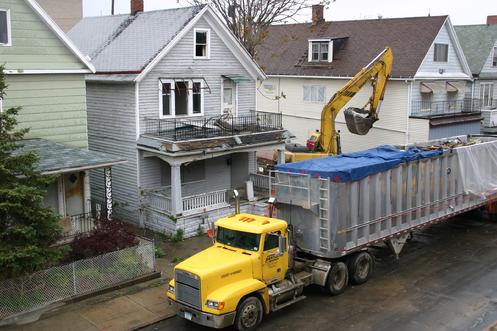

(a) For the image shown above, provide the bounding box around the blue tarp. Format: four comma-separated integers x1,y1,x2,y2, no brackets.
275,145,443,182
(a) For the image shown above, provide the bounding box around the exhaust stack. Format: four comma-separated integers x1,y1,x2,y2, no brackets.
233,190,240,214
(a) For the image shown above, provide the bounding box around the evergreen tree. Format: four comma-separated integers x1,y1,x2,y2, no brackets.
0,66,64,279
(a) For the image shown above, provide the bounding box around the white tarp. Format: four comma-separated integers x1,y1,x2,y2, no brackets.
457,139,497,197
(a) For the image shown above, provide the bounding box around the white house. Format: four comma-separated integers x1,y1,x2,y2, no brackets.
68,2,286,237
256,6,478,153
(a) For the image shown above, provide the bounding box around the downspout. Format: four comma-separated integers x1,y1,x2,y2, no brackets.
406,79,413,145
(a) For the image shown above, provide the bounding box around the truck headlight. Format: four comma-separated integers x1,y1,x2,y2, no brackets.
168,285,175,295
206,300,225,310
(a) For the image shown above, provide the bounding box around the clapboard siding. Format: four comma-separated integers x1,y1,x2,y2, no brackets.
138,17,255,134
429,121,481,139
258,78,409,151
411,81,471,104
407,118,430,143
0,0,86,70
481,40,497,75
417,21,465,75
4,74,88,147
86,82,139,222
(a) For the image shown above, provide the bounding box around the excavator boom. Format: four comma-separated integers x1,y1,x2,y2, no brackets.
320,47,393,154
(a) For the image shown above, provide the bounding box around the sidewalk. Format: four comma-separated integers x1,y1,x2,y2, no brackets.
1,235,212,331
2,279,174,331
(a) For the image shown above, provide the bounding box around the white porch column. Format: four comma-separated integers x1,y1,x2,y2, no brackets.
83,170,91,215
277,149,286,165
170,163,182,215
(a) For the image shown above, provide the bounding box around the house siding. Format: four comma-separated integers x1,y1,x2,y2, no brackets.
138,17,256,134
429,121,481,139
36,0,82,33
480,40,497,76
4,74,88,148
258,78,409,152
416,21,465,75
86,82,139,222
0,0,86,70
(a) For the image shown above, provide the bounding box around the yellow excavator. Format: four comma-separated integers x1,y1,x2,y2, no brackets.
285,47,393,162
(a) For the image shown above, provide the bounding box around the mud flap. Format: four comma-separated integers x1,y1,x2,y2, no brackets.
344,107,377,135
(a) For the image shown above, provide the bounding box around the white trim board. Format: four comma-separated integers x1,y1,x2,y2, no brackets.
4,69,93,74
23,0,95,73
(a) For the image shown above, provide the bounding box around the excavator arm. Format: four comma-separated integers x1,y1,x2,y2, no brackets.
319,47,393,155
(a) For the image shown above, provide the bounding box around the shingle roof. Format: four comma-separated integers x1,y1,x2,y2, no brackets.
255,16,448,78
14,139,126,174
68,6,205,73
455,24,497,75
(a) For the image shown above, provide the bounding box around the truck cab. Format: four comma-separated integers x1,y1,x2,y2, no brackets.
167,213,289,331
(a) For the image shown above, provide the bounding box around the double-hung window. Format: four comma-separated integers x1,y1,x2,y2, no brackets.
303,85,326,103
493,46,497,67
0,9,11,46
480,83,494,108
308,40,332,62
159,80,204,118
194,28,210,59
433,43,448,62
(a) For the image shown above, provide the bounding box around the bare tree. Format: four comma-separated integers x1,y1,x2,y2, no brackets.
187,0,332,57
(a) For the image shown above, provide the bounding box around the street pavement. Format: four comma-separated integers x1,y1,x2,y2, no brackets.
142,214,497,331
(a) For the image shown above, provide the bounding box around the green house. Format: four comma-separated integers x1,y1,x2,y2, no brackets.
0,0,125,239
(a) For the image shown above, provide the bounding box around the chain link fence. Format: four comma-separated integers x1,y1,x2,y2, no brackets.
0,240,155,320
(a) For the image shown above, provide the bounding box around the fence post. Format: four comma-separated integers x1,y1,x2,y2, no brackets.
72,262,77,295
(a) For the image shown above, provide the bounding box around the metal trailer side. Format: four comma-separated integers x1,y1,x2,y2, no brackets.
271,136,497,259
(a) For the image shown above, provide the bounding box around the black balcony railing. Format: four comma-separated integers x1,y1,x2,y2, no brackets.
411,98,481,117
144,111,283,141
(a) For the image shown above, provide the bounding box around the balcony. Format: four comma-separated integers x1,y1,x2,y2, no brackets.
410,99,481,118
143,111,283,141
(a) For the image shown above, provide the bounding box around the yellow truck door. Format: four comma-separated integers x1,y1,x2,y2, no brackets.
262,232,287,284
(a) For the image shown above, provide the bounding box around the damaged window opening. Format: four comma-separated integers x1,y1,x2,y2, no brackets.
159,79,204,118
194,29,209,58
0,9,11,46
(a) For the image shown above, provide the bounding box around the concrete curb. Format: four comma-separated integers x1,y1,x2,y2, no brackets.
128,312,176,331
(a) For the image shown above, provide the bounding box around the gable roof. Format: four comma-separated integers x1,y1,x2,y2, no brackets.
23,0,95,73
68,5,265,82
455,24,497,75
255,15,448,79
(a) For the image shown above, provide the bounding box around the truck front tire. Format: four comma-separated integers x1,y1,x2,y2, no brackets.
325,262,349,295
348,251,374,285
235,296,263,331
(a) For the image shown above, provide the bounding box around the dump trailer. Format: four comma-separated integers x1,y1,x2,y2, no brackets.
167,135,497,331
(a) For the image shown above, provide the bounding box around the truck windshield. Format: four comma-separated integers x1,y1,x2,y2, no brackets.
216,227,260,252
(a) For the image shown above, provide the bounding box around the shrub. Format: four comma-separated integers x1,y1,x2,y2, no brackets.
64,218,138,262
172,229,184,243
155,246,166,258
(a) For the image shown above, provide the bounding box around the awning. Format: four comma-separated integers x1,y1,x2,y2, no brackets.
222,74,252,83
13,139,127,175
420,82,446,94
446,81,467,93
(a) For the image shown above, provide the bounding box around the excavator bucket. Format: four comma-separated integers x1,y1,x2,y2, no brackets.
344,107,378,135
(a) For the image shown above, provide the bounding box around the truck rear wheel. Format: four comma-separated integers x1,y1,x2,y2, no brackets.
235,296,263,331
348,251,374,285
325,262,349,296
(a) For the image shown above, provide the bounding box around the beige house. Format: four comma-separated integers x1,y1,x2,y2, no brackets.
36,0,82,32
256,7,479,153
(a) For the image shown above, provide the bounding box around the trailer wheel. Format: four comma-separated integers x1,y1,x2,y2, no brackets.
235,296,263,331
348,251,374,285
325,262,349,296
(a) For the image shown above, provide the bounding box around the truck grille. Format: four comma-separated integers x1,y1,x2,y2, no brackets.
175,269,201,309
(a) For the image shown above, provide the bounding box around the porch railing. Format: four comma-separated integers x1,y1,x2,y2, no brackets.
182,190,228,214
59,213,97,241
144,111,283,141
249,173,274,191
410,98,481,117
143,188,229,216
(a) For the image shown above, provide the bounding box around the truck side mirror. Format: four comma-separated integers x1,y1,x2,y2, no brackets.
278,235,287,256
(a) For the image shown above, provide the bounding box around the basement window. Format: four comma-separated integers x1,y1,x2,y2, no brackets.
194,28,210,59
159,80,204,118
434,43,448,62
308,40,333,62
0,9,11,46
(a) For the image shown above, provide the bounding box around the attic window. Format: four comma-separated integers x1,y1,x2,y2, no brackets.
308,40,333,62
493,47,497,67
194,28,210,59
0,9,11,46
434,43,448,62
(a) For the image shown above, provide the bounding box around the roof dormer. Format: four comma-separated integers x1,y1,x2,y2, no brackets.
308,39,333,63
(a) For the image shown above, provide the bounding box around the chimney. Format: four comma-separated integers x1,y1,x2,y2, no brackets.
131,0,143,15
312,5,324,25
488,15,497,25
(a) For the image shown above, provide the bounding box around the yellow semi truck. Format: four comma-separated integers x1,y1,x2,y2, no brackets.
167,135,497,331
